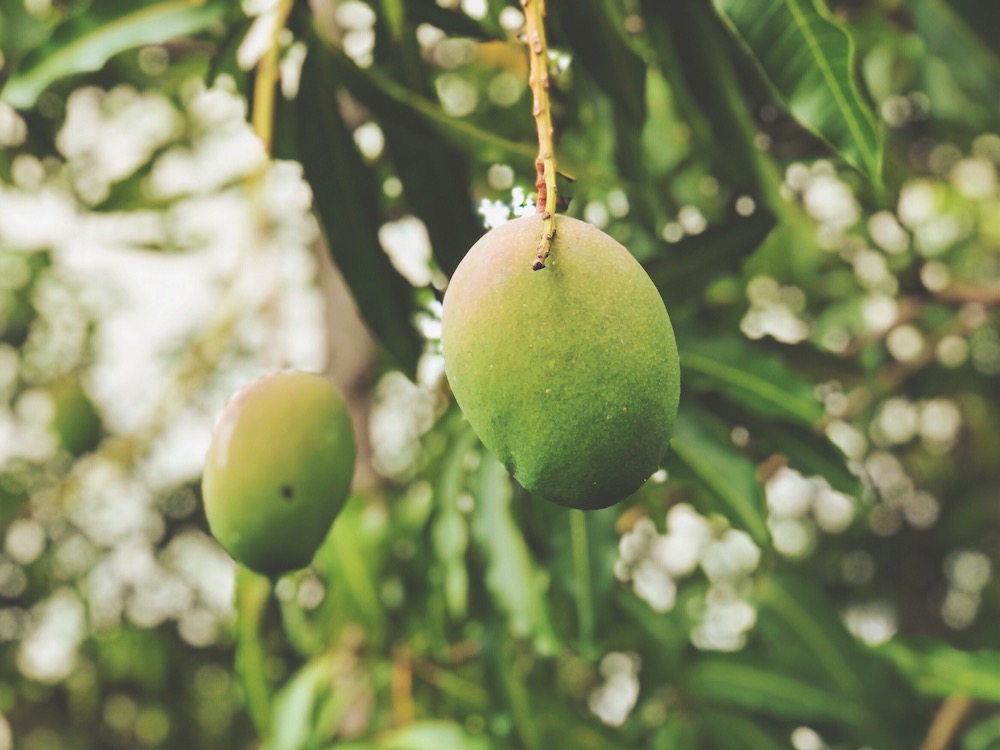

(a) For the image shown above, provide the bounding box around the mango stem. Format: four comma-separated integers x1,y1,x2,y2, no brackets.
521,0,558,270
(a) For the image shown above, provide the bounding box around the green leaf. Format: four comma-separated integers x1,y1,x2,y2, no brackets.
652,715,699,750
755,573,909,750
642,0,773,197
876,639,1000,702
431,425,478,621
408,0,499,40
549,1,652,222
372,8,484,277
963,713,1000,750
487,636,542,750
321,38,537,174
680,335,824,426
698,708,789,750
314,30,614,194
375,721,494,750
712,0,882,183
549,0,646,124
267,652,337,750
756,573,867,696
1,0,229,108
311,498,387,644
645,210,777,303
0,2,57,67
616,587,694,673
469,450,559,655
666,404,770,546
947,0,1000,59
381,119,483,278
233,567,274,739
296,42,422,376
685,656,865,725
904,0,1000,119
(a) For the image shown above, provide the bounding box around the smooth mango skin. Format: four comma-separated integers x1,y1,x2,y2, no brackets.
202,371,356,575
441,214,680,510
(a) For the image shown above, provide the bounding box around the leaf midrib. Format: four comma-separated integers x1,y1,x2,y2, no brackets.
782,0,875,169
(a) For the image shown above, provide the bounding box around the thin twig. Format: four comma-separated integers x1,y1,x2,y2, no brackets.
391,648,414,726
919,695,973,750
521,0,558,270
251,0,296,152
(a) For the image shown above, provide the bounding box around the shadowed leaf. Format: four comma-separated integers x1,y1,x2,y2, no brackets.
680,334,824,426
712,0,882,183
666,404,770,546
686,656,865,725
296,42,421,376
372,7,484,277
470,449,559,655
699,709,789,750
646,210,777,303
756,573,910,750
904,0,1000,119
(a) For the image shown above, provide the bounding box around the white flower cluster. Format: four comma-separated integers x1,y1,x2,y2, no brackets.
477,186,537,229
766,466,856,558
615,504,760,652
864,451,941,535
784,160,861,248
870,396,962,452
588,651,641,727
740,275,811,344
941,549,992,630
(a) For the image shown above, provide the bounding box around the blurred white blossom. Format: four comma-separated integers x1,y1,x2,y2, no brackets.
588,652,641,727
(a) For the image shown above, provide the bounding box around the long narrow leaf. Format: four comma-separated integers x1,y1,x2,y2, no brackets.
376,721,494,750
876,639,1000,702
699,709,789,750
666,405,771,546
756,573,911,750
2,0,229,108
549,0,645,124
431,425,477,620
296,42,421,375
322,39,537,173
645,210,777,304
642,0,771,196
372,9,484,277
233,567,274,738
470,450,559,655
680,334,824,425
905,0,1000,119
712,0,882,183
685,656,865,725
318,35,618,192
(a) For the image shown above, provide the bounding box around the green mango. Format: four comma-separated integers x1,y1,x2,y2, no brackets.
202,371,356,575
441,214,680,510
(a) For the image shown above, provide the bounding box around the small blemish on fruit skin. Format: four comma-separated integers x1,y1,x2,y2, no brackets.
281,485,294,501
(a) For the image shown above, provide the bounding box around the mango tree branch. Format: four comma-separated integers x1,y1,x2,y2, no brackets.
919,696,973,750
521,0,558,270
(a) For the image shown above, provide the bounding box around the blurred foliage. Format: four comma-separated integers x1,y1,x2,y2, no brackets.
1,0,1000,749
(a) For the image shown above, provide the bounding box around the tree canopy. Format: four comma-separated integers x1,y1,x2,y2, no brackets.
1,1,1000,748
